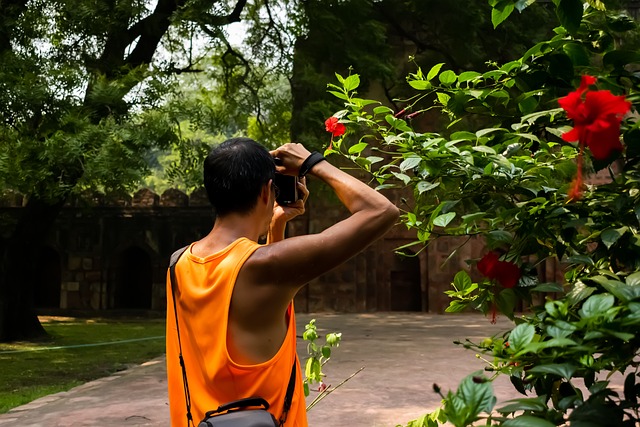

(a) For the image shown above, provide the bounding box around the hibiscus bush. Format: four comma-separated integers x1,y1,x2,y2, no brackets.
326,0,640,425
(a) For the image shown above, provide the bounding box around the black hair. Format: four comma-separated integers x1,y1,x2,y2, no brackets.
203,137,275,216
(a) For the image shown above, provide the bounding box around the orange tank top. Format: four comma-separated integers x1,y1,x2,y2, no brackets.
166,238,308,427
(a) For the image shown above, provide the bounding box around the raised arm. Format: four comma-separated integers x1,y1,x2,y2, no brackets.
246,143,399,294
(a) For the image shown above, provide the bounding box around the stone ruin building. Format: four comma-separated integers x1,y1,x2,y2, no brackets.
0,164,615,315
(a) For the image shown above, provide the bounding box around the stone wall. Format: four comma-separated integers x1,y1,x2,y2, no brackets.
4,163,596,315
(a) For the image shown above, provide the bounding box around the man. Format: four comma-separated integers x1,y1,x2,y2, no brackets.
166,137,399,426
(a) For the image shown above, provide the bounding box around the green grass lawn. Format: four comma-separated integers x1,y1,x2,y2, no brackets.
0,316,166,414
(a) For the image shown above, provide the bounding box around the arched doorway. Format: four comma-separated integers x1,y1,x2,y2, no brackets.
113,246,153,309
390,251,422,311
34,246,62,308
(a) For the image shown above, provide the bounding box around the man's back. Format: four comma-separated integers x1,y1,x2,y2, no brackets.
166,238,307,427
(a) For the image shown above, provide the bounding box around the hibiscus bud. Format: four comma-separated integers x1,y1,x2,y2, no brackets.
394,108,407,118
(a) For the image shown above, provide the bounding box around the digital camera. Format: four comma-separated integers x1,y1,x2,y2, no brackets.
274,173,298,205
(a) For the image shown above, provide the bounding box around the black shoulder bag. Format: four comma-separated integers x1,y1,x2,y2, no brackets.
169,246,297,427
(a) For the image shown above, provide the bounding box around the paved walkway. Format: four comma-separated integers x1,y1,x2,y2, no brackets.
0,313,521,426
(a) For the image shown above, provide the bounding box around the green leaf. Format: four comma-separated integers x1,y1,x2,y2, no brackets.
373,106,393,115
626,272,640,286
366,156,384,164
427,63,445,81
408,80,432,90
321,345,331,358
446,300,471,313
492,0,516,28
496,288,517,318
539,337,577,349
454,270,473,291
563,42,590,66
498,397,547,414
503,415,557,427
567,281,596,306
528,363,576,379
601,226,628,249
532,282,564,292
579,293,615,318
391,171,411,185
487,230,513,244
417,181,440,194
328,90,349,101
400,156,422,171
458,372,496,415
472,145,497,155
515,0,536,12
433,212,456,227
343,74,361,92
450,131,477,141
603,50,640,70
476,128,507,138
518,96,538,115
304,357,314,378
439,70,458,86
458,71,481,82
436,92,451,105
591,276,640,303
461,212,486,224
509,323,535,351
348,142,368,155
566,255,594,265
556,0,584,34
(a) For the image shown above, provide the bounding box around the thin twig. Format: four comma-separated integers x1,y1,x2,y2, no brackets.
306,366,365,412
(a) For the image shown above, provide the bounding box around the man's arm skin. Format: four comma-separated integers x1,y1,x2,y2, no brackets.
266,178,308,244
229,144,399,364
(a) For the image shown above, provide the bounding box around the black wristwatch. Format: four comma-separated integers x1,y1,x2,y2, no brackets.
298,151,327,178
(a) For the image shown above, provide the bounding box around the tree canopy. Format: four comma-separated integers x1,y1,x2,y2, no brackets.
0,0,299,341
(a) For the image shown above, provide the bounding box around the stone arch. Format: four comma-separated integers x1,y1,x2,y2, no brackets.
111,245,153,309
389,250,422,311
34,245,62,308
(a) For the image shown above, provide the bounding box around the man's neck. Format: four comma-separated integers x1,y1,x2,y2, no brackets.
192,211,263,257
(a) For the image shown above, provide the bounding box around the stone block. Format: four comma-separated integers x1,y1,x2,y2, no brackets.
160,188,189,207
85,271,101,282
82,258,93,270
65,282,80,292
189,188,210,207
132,189,159,207
68,256,82,271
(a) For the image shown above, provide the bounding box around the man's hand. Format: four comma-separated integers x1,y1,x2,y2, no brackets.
267,177,309,244
270,143,311,176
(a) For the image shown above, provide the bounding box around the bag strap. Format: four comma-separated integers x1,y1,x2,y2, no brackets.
279,359,297,426
169,245,194,427
169,246,298,427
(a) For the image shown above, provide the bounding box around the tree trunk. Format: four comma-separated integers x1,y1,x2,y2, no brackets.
0,196,65,342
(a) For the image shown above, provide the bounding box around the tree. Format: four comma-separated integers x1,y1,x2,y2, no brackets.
290,0,555,148
0,0,298,342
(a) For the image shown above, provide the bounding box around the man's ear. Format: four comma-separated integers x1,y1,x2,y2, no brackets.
260,180,273,204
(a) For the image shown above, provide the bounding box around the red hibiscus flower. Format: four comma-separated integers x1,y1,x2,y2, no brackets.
477,251,521,289
559,75,631,199
325,116,346,137
478,251,521,324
